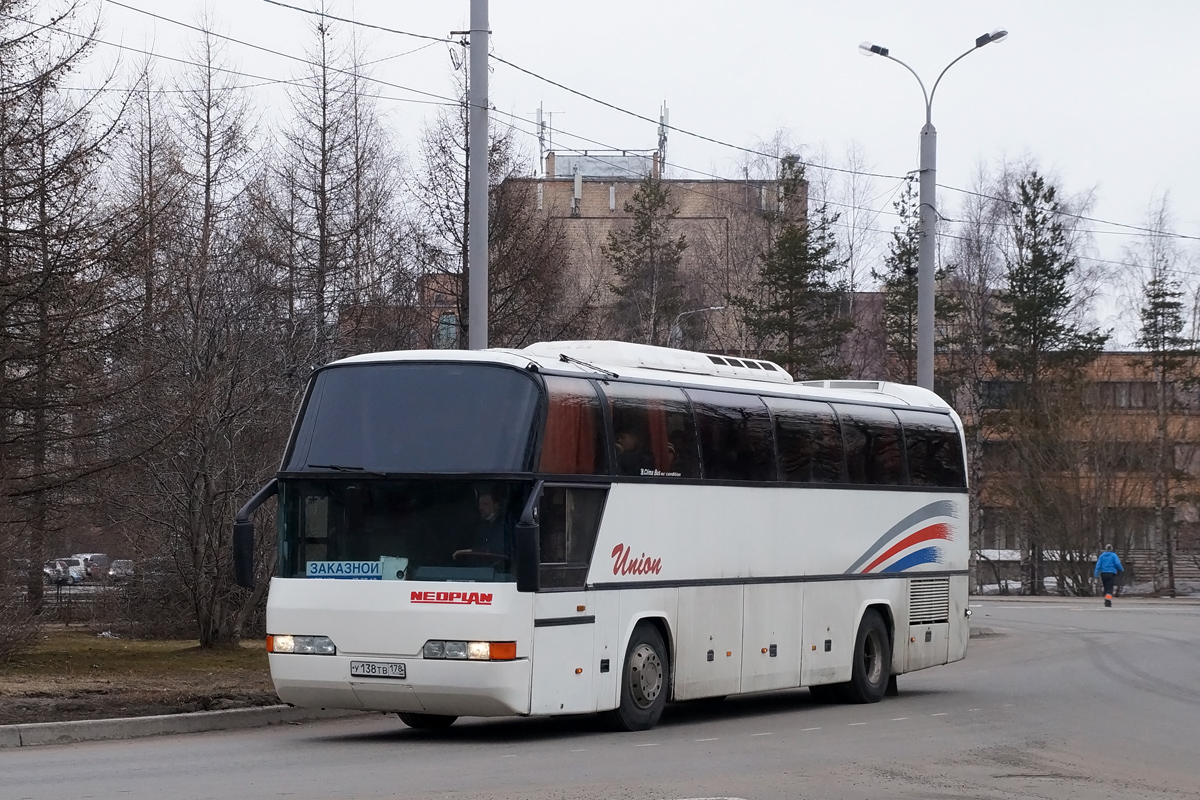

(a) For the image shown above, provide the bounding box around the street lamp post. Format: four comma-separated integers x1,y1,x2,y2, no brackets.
859,29,1008,391
670,306,725,349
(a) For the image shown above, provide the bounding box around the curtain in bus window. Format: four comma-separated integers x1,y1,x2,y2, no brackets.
764,397,845,483
834,404,906,486
688,390,776,482
895,409,966,488
600,382,699,478
539,376,607,475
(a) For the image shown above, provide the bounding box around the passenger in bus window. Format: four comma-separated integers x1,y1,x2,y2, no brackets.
614,428,655,476
453,488,507,562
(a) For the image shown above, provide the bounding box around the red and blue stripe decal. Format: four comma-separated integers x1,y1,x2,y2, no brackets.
845,500,958,574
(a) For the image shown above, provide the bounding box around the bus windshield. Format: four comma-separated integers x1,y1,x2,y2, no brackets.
278,479,531,583
284,363,541,474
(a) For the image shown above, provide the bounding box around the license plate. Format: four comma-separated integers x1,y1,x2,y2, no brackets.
349,660,406,679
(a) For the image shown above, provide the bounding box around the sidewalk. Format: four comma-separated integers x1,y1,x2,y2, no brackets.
970,594,1200,606
0,705,366,749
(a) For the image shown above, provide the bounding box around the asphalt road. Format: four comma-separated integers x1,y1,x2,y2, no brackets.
4,597,1199,800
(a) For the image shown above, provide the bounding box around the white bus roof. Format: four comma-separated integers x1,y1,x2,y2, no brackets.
330,340,952,412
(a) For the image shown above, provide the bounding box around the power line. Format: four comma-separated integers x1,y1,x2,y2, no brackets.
100,0,459,107
260,0,451,44
488,52,909,184
939,183,1200,243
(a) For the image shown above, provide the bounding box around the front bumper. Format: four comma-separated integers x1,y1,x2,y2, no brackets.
269,652,532,717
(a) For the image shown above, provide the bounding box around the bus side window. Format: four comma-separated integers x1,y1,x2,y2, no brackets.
601,382,699,478
539,376,608,475
688,389,776,482
764,397,844,483
538,487,607,589
896,410,967,488
834,405,906,486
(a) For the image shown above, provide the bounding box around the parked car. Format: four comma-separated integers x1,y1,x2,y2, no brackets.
72,552,109,580
107,559,134,583
57,558,88,584
44,559,85,585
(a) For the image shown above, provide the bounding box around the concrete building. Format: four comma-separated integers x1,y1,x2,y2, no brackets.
508,151,804,352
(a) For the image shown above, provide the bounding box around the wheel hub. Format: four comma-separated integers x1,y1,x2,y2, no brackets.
628,643,663,708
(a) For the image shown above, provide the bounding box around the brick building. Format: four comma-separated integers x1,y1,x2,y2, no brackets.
506,151,803,352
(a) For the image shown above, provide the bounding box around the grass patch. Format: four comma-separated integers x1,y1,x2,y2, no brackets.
0,627,276,725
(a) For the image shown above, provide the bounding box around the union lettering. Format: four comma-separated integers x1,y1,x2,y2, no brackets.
610,543,663,576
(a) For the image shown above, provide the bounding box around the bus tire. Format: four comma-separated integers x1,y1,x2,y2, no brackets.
844,609,891,704
607,623,669,731
397,712,457,729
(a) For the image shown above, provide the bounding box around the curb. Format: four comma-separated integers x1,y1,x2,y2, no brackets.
0,705,367,748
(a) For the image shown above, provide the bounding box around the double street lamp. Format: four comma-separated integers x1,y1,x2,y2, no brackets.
859,29,1008,391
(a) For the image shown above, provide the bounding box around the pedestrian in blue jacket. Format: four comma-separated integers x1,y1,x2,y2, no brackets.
1094,545,1123,607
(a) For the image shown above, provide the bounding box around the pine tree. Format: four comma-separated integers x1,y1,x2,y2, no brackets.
992,170,1108,594
603,174,688,347
1134,201,1191,597
733,157,851,379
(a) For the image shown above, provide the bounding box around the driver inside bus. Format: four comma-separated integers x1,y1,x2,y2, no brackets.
453,489,507,561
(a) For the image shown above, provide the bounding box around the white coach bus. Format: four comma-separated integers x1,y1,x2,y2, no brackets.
232,341,970,731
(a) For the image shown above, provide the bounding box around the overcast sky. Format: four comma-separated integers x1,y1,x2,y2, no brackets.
91,0,1200,343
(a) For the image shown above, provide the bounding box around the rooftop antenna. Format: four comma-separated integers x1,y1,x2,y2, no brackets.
531,102,564,177
657,103,669,177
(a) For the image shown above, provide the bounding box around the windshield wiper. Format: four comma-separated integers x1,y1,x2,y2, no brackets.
559,353,619,379
306,463,387,477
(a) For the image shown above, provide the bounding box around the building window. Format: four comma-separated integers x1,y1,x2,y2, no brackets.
434,313,458,349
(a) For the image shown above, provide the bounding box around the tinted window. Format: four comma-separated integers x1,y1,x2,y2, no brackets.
764,397,844,483
689,390,776,482
539,376,608,475
539,487,606,589
286,364,539,473
601,382,699,478
834,404,906,486
277,479,529,583
896,410,966,487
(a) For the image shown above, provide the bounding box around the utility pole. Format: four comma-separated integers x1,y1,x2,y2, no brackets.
467,0,489,349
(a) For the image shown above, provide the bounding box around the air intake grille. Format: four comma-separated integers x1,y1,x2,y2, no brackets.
909,577,950,625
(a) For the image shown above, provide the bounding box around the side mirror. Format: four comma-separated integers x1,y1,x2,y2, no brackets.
233,521,255,589
514,520,540,593
514,481,543,593
231,478,278,591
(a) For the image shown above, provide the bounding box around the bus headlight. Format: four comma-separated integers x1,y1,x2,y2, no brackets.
422,640,517,661
268,634,336,655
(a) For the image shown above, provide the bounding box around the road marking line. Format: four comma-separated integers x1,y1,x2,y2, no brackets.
751,732,773,736
695,737,720,742
502,754,518,758
969,708,981,712
891,717,908,721
634,743,660,747
931,713,948,717
570,748,586,752
848,722,866,726
801,727,821,731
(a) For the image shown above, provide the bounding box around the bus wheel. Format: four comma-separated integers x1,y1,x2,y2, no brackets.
397,712,457,729
844,610,891,704
607,623,669,731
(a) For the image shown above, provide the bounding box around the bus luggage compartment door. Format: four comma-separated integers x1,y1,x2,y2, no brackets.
674,585,743,700
530,594,596,714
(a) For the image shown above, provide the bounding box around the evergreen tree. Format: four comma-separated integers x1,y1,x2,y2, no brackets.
733,157,851,379
1134,202,1191,597
603,174,688,347
993,172,1107,389
992,170,1108,594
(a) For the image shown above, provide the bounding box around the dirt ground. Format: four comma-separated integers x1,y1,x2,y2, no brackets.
0,627,277,726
